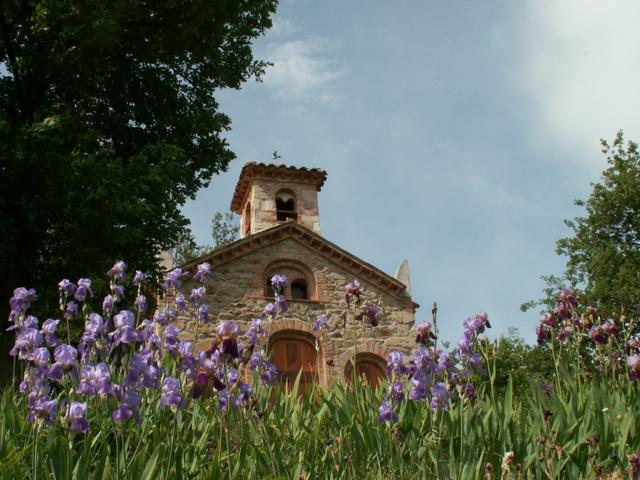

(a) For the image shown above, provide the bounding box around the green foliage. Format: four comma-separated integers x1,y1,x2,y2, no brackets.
558,131,640,316
211,212,240,250
2,366,639,479
474,328,554,398
524,131,640,316
169,211,239,266
170,230,211,267
0,0,277,324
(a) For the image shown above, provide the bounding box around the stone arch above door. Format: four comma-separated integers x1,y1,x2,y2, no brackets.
336,341,389,388
265,319,337,387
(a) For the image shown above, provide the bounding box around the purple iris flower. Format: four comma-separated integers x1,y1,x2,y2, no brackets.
246,318,266,346
261,361,278,385
458,382,476,399
114,310,135,329
345,280,362,305
276,295,288,313
10,328,43,359
64,301,79,320
413,346,429,370
262,303,277,319
386,351,406,377
190,287,206,305
602,319,618,337
409,370,429,401
356,302,379,326
58,279,77,298
134,294,148,313
178,341,193,358
124,350,159,389
107,260,126,281
31,347,51,367
112,390,141,423
194,263,214,283
164,325,181,353
41,318,60,347
133,270,147,285
313,313,329,332
391,381,404,403
74,278,92,302
415,322,437,345
67,402,89,434
78,363,112,397
378,397,398,424
430,382,450,411
160,377,183,409
628,355,640,381
111,310,139,345
176,293,186,312
198,304,209,324
153,309,168,326
217,321,240,339
112,285,124,302
248,351,263,370
270,274,288,293
163,268,187,291
102,295,114,314
27,392,57,425
589,325,608,344
234,382,252,408
9,287,38,314
54,344,78,370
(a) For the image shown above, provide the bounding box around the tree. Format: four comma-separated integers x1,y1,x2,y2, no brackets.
170,231,210,267
169,211,239,266
211,212,239,250
0,0,277,326
524,131,640,317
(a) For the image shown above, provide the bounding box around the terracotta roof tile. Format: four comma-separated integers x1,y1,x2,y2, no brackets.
230,162,327,213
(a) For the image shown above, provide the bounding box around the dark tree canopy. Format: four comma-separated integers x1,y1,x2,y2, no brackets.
0,0,277,325
524,131,640,317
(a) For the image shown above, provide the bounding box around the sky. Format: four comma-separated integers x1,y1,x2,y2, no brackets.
183,0,640,345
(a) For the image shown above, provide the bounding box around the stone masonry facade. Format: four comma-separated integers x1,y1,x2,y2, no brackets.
174,162,418,387
177,230,417,386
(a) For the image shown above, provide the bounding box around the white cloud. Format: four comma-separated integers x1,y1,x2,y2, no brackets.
268,17,298,38
521,0,640,168
263,37,345,104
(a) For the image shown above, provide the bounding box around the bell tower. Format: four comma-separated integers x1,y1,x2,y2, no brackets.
230,162,327,238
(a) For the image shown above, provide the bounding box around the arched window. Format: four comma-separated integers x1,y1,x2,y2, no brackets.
264,261,316,301
345,353,386,390
276,190,297,222
269,331,318,395
291,279,308,300
266,279,275,298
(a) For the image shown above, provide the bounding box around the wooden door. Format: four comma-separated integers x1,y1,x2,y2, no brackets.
345,357,386,390
270,336,317,395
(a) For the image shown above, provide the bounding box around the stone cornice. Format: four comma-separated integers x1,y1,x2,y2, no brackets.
181,222,418,309
230,162,327,214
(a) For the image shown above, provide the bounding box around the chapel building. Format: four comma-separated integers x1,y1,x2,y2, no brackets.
178,162,419,390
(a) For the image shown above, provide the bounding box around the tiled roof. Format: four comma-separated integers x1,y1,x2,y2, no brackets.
230,162,327,213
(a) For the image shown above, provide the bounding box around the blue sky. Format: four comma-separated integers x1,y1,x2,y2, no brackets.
183,0,640,344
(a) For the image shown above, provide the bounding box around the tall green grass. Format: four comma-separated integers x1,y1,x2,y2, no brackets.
1,364,638,479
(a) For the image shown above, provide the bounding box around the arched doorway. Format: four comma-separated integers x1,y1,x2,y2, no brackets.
269,331,318,395
344,353,386,389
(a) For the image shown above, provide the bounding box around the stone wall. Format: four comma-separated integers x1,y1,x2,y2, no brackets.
173,237,417,385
